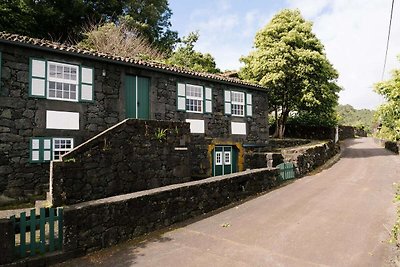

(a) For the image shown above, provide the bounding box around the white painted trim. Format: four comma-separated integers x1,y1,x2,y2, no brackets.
32,59,46,77
185,119,205,134
231,122,247,135
46,110,80,130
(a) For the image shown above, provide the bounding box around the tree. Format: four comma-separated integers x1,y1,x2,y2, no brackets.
78,22,164,60
239,9,340,138
374,57,400,141
0,0,178,52
121,0,178,54
166,32,220,73
336,104,375,133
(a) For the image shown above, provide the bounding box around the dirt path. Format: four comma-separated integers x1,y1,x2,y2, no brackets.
56,138,400,267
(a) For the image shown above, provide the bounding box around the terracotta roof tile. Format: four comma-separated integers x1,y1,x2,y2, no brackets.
0,32,265,90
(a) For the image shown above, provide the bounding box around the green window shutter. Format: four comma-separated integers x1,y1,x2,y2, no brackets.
79,66,94,102
29,58,47,98
177,83,186,111
43,138,52,162
30,138,42,163
204,87,212,113
30,137,53,163
224,90,231,115
246,93,253,117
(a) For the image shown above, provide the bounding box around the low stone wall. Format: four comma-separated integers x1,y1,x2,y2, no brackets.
51,119,193,206
0,219,14,265
374,138,400,154
339,126,355,140
281,141,339,176
63,168,279,253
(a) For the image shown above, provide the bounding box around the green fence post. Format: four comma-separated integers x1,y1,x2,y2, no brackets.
49,208,55,252
20,212,26,257
30,209,36,256
39,208,46,254
57,208,63,250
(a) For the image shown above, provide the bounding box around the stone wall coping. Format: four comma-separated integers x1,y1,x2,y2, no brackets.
64,168,275,210
281,140,332,153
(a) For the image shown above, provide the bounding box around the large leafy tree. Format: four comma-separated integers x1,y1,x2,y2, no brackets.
240,9,340,138
166,32,220,73
0,0,177,53
374,57,400,141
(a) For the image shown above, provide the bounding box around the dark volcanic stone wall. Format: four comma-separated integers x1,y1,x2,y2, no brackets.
51,119,192,206
62,168,279,253
0,41,269,201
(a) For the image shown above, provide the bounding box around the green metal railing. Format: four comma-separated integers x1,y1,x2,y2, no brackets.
10,207,63,258
277,162,295,181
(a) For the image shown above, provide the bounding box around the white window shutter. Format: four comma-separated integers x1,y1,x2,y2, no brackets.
205,87,212,113
177,83,186,111
80,66,94,102
224,90,231,115
246,93,253,117
43,138,52,161
30,138,41,162
30,59,46,98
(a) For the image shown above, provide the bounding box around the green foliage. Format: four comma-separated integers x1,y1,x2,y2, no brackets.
155,128,168,142
119,0,178,54
78,21,164,60
166,31,220,73
239,9,340,138
374,57,400,141
336,104,375,133
0,0,177,53
391,183,400,245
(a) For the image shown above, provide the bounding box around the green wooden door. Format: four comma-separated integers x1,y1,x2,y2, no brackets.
213,146,237,176
125,75,149,119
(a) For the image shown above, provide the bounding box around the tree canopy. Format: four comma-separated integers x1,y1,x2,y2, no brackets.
239,9,340,138
166,32,220,73
374,57,400,141
336,104,375,133
78,22,164,60
0,0,178,53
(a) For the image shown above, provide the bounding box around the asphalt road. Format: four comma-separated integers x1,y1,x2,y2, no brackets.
56,138,400,267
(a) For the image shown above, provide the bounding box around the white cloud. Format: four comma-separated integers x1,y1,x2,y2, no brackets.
172,0,400,109
287,0,400,109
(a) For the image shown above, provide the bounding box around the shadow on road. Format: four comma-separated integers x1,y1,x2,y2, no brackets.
341,148,396,158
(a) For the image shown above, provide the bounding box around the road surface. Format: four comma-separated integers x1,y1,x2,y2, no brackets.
56,138,400,266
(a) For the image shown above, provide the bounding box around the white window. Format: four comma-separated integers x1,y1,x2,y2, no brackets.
177,83,212,113
47,62,79,101
53,138,74,160
29,58,94,102
30,137,74,163
185,84,203,113
231,91,245,116
215,152,222,165
224,90,252,117
224,152,231,165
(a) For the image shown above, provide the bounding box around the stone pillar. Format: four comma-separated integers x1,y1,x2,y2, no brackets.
0,219,14,264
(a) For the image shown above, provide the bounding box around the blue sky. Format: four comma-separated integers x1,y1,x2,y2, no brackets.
169,0,400,110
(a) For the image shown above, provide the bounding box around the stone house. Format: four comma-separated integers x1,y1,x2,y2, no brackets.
0,32,269,201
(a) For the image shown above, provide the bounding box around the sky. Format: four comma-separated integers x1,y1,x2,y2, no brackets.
169,0,400,110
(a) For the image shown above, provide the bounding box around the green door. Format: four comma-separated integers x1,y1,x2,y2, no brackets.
125,75,149,119
213,146,238,176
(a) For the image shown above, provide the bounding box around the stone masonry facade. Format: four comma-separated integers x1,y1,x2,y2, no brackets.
0,34,269,201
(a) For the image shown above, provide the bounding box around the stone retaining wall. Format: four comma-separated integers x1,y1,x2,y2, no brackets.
281,141,339,176
51,119,193,206
62,168,279,253
374,138,400,154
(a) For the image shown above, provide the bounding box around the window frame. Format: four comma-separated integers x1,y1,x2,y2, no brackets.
231,91,245,117
185,84,203,113
53,138,74,161
30,137,74,163
47,61,79,102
